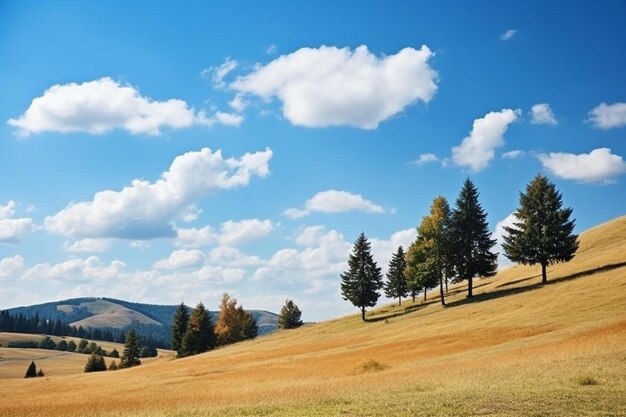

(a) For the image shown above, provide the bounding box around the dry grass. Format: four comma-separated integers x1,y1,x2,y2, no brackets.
1,216,625,416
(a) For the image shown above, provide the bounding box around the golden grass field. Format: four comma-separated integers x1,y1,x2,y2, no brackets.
0,216,625,416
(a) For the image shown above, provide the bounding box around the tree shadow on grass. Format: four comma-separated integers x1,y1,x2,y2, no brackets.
445,261,626,309
366,261,626,322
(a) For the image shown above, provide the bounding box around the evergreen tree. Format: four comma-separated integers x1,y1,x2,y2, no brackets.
503,174,579,283
77,339,88,352
57,340,68,351
108,348,119,358
180,302,215,356
418,196,454,306
239,306,258,340
171,302,189,354
340,233,383,321
384,246,408,306
25,361,37,378
108,361,118,371
450,179,498,297
67,340,77,352
36,369,44,377
119,329,141,368
277,299,303,329
84,353,107,372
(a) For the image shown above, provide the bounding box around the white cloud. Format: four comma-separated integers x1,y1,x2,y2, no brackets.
538,148,626,184
219,219,274,246
587,102,626,129
492,213,518,269
0,201,16,219
452,108,521,172
232,45,438,129
153,249,205,270
63,238,111,253
413,153,439,164
208,246,263,268
265,44,277,55
45,147,273,240
370,228,417,273
285,190,385,217
22,256,126,283
129,241,150,250
530,103,558,126
0,202,34,243
283,208,310,219
175,225,217,248
229,93,248,112
500,29,518,41
0,255,25,280
203,58,238,89
294,225,327,246
7,77,244,136
502,150,525,159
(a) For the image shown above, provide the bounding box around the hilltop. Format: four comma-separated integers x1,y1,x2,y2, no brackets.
0,215,624,416
7,298,279,343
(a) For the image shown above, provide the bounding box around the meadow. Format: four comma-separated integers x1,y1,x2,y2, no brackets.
0,216,624,416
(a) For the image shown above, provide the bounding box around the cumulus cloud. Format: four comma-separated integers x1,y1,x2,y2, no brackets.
0,201,34,243
8,77,242,136
231,45,438,129
208,246,263,268
587,102,626,129
413,153,439,165
370,228,417,273
22,256,126,283
0,255,25,280
285,190,385,218
63,239,111,253
175,218,274,248
45,148,273,240
538,148,626,184
530,103,558,126
500,29,518,41
502,150,525,159
203,58,238,89
452,108,521,172
153,249,205,270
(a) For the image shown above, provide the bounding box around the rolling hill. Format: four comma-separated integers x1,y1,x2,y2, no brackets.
7,298,279,344
0,215,624,416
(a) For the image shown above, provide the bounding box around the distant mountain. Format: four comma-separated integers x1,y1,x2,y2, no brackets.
7,297,279,345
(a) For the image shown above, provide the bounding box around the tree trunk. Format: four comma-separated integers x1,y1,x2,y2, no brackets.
423,288,427,302
412,291,415,303
541,262,547,284
398,297,401,306
439,274,446,306
468,276,473,298
361,306,365,321
445,278,448,293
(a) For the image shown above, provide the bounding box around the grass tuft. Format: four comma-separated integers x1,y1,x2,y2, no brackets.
353,359,388,373
577,375,599,386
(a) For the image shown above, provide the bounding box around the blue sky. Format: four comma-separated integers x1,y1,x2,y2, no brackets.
1,1,625,321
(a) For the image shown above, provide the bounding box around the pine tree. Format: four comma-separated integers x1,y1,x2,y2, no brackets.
25,361,37,378
450,179,498,298
384,246,408,306
108,361,118,371
171,302,189,355
119,329,141,368
503,174,579,283
84,353,107,372
419,196,454,306
277,299,303,329
180,302,215,356
340,233,383,321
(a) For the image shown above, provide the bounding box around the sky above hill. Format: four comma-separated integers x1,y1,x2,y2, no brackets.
1,1,625,321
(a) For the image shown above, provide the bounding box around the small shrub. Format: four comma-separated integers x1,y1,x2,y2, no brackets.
577,375,599,386
37,369,45,377
353,359,388,374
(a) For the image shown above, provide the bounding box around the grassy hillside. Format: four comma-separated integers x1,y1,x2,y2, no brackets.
0,216,624,416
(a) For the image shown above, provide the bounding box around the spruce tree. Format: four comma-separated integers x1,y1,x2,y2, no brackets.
451,179,498,298
119,329,141,368
384,246,408,306
340,233,383,321
171,302,189,355
84,353,107,372
181,302,215,356
277,299,303,329
503,174,578,283
25,361,37,378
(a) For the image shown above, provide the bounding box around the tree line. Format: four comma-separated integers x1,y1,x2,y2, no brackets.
342,175,579,320
171,293,258,358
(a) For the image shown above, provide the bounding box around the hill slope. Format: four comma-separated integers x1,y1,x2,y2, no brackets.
0,216,624,417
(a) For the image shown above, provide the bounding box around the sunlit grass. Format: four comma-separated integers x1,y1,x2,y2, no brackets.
0,215,624,416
